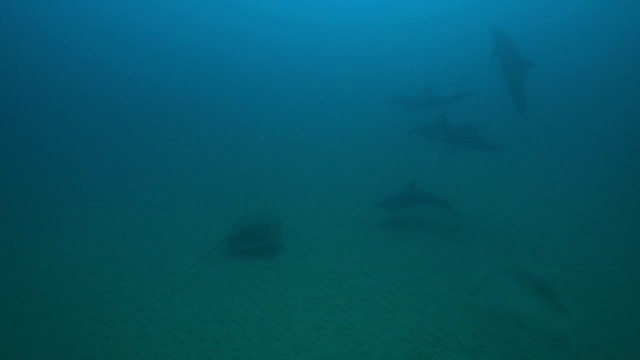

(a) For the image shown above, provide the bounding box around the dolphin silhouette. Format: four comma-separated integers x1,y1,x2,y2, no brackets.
374,182,453,212
492,27,534,120
390,86,472,112
410,113,505,152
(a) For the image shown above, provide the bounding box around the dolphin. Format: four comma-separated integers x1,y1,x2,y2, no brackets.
374,182,453,212
410,113,505,152
492,27,534,120
389,86,472,112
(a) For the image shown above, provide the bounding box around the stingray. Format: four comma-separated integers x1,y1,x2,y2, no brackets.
373,181,453,212
188,212,283,271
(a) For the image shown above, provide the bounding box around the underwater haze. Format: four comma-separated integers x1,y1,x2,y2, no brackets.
1,0,639,359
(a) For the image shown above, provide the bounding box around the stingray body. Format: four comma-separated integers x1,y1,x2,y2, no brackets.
226,213,283,257
492,27,534,120
410,113,504,152
390,86,472,112
188,212,283,271
374,182,453,212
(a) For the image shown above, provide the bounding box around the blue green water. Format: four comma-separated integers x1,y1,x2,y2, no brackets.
2,1,639,359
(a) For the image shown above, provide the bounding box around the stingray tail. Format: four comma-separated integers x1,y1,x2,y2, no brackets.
187,239,226,272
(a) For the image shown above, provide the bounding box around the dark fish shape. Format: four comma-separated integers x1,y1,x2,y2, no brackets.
374,182,453,212
492,26,534,120
515,267,569,313
389,86,472,112
410,113,505,152
188,212,283,271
